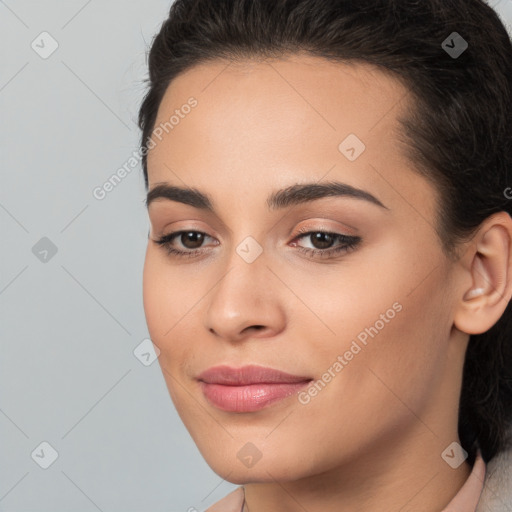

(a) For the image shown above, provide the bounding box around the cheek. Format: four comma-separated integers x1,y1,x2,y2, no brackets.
142,246,204,378
295,244,451,409
142,250,199,416
142,247,165,339
282,273,451,469
356,285,449,413
143,246,196,343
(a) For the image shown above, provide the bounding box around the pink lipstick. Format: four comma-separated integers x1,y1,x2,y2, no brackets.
197,364,312,412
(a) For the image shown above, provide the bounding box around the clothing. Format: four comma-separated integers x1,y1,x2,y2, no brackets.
476,443,512,512
205,445,512,512
443,449,485,512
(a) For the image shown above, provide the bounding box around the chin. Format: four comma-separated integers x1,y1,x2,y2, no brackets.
198,445,312,484
210,464,306,485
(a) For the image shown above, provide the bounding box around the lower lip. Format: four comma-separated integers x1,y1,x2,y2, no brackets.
199,381,311,412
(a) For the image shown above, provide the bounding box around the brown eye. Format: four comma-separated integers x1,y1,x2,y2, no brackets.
309,232,335,249
291,229,362,259
154,230,216,258
180,231,205,249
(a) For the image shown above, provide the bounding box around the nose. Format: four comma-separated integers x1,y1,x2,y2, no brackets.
204,250,287,343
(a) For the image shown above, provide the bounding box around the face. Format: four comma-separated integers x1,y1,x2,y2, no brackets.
143,54,465,483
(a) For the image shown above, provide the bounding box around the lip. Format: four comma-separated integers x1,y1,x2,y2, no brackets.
197,365,313,412
197,364,312,385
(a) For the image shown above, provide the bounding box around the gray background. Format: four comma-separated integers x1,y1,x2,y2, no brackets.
1,1,511,511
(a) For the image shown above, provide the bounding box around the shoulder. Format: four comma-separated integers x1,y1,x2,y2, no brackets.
205,486,245,512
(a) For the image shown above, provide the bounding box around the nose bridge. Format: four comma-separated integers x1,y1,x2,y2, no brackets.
204,238,286,339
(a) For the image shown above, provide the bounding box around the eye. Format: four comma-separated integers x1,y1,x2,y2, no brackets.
290,228,361,259
152,228,362,260
153,230,217,258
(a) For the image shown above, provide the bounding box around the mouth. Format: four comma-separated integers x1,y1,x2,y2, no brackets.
197,364,313,412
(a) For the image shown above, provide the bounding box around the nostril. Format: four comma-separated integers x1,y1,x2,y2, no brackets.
244,325,265,333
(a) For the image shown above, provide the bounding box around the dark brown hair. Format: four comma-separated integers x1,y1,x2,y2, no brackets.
138,0,512,465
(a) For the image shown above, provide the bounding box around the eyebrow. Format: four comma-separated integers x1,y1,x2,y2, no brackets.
145,181,389,211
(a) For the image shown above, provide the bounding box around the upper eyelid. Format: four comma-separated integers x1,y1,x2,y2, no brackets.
153,217,357,236
147,208,360,237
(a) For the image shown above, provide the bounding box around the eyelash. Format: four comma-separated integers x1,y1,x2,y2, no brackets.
153,227,361,260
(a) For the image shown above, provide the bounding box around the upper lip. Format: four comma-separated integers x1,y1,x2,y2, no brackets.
197,364,313,385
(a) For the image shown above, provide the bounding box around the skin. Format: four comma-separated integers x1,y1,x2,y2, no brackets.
142,53,512,512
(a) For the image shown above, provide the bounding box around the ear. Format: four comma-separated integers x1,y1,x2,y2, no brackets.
453,211,512,335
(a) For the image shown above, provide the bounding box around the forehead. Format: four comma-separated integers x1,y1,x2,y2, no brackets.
146,54,438,224
150,54,409,155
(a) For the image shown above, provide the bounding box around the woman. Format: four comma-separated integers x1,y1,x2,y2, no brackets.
138,0,512,510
